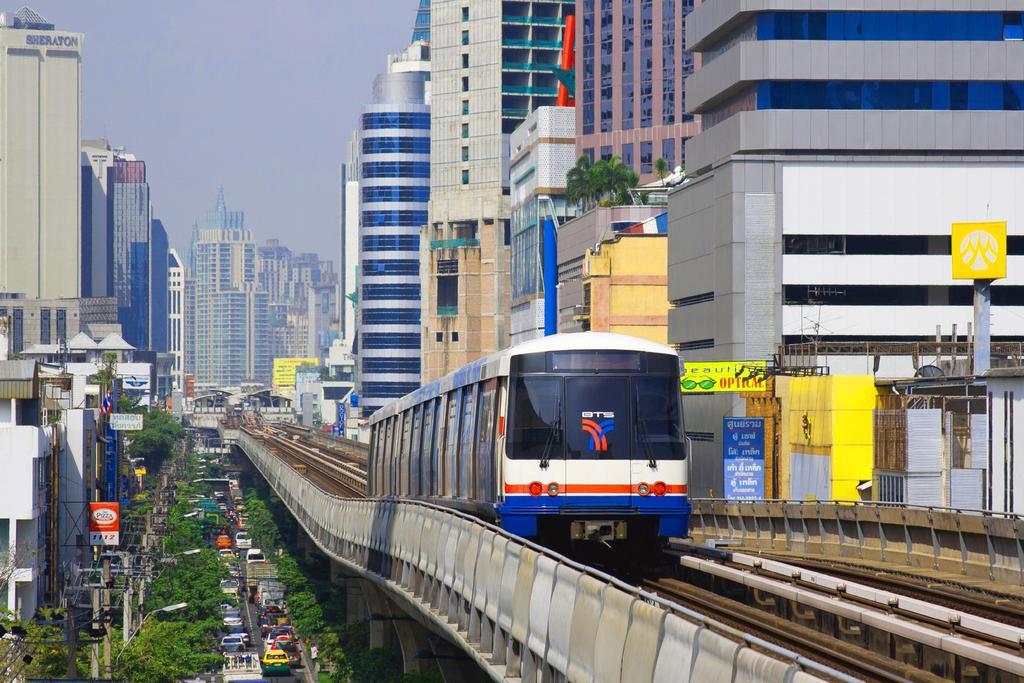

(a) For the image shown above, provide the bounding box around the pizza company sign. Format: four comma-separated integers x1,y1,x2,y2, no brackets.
89,502,120,546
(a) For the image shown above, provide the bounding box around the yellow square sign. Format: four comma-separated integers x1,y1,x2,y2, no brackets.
952,221,1006,280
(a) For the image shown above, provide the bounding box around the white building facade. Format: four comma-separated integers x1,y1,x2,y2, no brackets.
168,248,185,390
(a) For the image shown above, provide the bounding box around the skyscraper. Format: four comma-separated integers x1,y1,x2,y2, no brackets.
412,0,430,42
357,41,431,418
192,191,270,388
149,219,169,353
0,8,82,299
423,0,573,381
110,155,151,349
575,0,700,180
167,248,185,391
81,139,115,298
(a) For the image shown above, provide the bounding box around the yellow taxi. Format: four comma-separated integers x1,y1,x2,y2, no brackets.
261,649,291,675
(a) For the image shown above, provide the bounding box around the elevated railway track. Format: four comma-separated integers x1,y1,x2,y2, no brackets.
241,426,367,498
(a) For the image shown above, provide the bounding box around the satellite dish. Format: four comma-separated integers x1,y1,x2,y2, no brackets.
915,365,944,378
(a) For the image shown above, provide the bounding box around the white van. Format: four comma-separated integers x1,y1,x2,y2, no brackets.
246,548,266,563
235,531,252,549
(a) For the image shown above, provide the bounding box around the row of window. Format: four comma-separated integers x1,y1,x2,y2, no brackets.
362,235,419,252
362,136,431,155
362,332,420,349
362,185,430,203
361,209,429,227
363,259,419,276
758,80,1024,111
363,381,421,399
785,284,1024,307
362,112,431,130
363,308,421,325
362,283,421,301
362,162,430,179
363,357,421,375
756,11,1024,42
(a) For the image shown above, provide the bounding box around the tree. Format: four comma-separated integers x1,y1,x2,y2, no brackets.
128,410,185,472
654,157,669,183
566,154,596,210
567,154,640,209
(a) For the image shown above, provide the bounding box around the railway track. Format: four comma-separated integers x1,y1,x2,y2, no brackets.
243,426,367,498
273,423,369,467
645,576,939,683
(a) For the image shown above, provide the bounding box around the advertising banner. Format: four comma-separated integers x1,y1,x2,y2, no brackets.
89,502,120,546
272,357,319,388
681,361,767,393
723,417,766,500
110,413,144,431
952,221,1006,280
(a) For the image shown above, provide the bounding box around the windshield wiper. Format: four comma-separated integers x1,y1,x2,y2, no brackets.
539,398,561,470
636,414,658,470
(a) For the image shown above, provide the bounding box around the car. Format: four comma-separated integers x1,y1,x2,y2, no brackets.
215,534,232,549
222,607,241,618
273,637,302,668
266,626,294,643
220,578,240,595
246,548,266,563
235,531,252,550
220,635,245,654
219,602,236,611
224,624,251,646
219,549,237,561
261,649,291,676
223,617,244,630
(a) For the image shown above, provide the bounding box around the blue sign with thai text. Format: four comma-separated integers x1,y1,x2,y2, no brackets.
723,417,765,500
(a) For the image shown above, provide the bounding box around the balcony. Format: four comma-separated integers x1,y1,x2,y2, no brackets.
437,306,459,317
502,38,562,49
502,84,559,96
502,15,564,26
430,238,480,250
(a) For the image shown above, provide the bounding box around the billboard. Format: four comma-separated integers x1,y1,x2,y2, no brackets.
89,502,120,545
680,361,767,393
273,357,319,388
723,417,765,500
952,221,1006,280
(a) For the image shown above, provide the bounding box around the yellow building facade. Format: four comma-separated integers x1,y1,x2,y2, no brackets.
580,233,669,344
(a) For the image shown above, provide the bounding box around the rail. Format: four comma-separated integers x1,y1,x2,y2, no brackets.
690,498,1024,586
236,432,840,682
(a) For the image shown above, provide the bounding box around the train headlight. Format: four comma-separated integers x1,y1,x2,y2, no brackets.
637,483,650,496
652,481,667,496
547,482,560,496
528,481,543,497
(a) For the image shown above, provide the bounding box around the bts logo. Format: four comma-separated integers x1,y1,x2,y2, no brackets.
581,411,615,452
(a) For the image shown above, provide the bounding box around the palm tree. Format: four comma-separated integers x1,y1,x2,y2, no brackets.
654,157,669,183
566,154,596,210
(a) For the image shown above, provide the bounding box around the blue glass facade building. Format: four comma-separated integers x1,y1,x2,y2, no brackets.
358,61,430,418
149,219,169,352
110,158,151,349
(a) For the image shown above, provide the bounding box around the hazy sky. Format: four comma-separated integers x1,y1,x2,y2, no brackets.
32,0,420,259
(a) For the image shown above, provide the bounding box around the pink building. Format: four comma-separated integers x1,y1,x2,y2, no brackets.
574,0,701,182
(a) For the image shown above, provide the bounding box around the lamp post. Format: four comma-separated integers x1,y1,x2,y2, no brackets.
116,602,187,659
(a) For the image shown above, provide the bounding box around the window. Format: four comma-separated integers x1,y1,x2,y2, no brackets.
461,123,469,138
508,376,563,460
362,259,419,276
461,169,470,185
436,332,444,342
361,283,421,300
757,80,1024,112
462,99,469,115
634,376,686,460
452,332,460,342
462,6,469,22
362,308,420,325
640,0,654,127
462,54,469,69
566,376,631,459
756,11,1017,42
362,137,430,154
364,382,420,398
462,30,469,45
39,308,50,345
461,76,469,92
362,186,430,203
663,0,676,124
640,141,653,173
361,210,429,227
583,147,595,163
621,0,635,130
56,309,66,341
662,138,676,168
621,143,634,170
461,146,470,161
11,308,22,353
362,161,430,178
363,358,421,374
363,333,420,349
437,276,458,313
362,112,431,130
600,0,614,132
362,235,419,252
600,145,613,161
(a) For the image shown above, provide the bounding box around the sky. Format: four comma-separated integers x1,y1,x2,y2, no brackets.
31,0,420,259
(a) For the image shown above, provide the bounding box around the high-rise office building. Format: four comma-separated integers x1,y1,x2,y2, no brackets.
575,0,700,181
413,0,431,42
149,219,169,353
192,191,270,388
0,9,82,299
424,0,573,381
81,139,115,298
109,156,151,349
357,42,430,418
167,248,185,390
670,3,1024,496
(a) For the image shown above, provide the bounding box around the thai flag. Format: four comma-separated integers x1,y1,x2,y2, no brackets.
101,392,113,415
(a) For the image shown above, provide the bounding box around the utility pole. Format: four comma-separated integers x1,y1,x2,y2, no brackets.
123,580,133,643
66,604,78,678
102,556,111,679
90,580,99,679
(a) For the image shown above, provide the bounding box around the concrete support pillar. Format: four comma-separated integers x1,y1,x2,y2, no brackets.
359,581,393,650
429,637,487,683
329,560,369,624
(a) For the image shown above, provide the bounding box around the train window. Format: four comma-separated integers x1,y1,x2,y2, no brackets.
410,406,422,496
565,377,631,460
633,376,687,460
476,379,497,503
459,385,477,499
445,390,460,497
431,396,444,497
508,376,564,460
549,350,643,372
420,401,433,497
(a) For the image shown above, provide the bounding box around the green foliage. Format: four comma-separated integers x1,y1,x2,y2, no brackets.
91,352,118,387
128,409,185,472
566,154,640,210
114,619,222,683
654,157,669,182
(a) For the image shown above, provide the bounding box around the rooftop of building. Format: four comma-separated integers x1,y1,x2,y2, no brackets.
0,7,53,31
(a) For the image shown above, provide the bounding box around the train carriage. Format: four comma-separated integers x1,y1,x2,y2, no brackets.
367,332,690,551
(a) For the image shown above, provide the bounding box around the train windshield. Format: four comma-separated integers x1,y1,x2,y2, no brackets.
633,376,686,460
508,376,564,459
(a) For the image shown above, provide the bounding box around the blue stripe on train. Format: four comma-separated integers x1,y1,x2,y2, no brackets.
497,495,690,538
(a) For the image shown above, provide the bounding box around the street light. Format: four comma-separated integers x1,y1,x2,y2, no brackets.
116,602,187,660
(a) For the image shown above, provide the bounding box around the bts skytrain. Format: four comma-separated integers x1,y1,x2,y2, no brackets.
367,332,689,551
